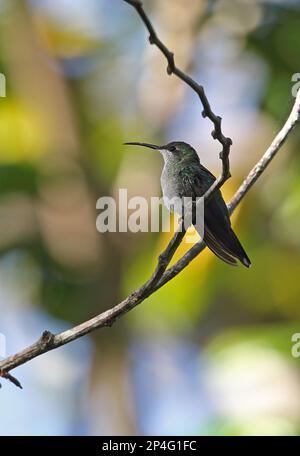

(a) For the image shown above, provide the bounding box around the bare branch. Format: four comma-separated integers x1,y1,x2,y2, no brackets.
123,0,232,198
0,2,299,387
228,89,300,213
0,369,22,389
0,223,186,381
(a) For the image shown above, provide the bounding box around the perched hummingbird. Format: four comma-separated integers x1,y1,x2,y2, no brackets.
125,141,251,267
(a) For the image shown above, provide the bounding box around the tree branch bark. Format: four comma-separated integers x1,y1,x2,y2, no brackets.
1,1,300,389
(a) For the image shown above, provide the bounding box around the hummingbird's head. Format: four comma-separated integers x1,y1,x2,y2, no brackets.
124,141,199,164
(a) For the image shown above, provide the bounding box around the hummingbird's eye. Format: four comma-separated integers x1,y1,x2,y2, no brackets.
169,146,176,152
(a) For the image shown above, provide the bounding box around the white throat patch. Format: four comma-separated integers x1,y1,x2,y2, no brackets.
160,149,173,161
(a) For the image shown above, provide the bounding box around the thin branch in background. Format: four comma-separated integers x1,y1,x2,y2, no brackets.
0,1,300,388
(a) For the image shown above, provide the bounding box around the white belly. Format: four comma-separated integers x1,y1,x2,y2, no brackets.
161,166,182,215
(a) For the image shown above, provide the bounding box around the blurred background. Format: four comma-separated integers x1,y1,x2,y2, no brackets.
0,0,300,436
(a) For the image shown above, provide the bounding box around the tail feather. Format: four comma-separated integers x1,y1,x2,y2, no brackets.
204,229,238,266
226,227,251,268
204,226,251,267
199,194,252,268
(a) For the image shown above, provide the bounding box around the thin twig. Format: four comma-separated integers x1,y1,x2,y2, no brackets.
123,0,232,199
227,90,300,213
0,369,23,389
0,2,299,387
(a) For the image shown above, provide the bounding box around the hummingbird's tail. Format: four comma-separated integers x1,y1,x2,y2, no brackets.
204,228,238,266
204,226,251,268
202,198,251,268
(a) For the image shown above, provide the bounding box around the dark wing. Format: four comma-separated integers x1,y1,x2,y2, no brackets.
179,164,251,267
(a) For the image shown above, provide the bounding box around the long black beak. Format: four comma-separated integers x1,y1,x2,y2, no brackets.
124,142,160,150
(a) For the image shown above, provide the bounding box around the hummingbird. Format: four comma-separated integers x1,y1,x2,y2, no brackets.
125,141,251,267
